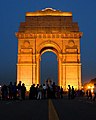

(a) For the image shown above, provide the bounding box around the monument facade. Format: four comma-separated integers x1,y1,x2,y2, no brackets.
16,8,82,90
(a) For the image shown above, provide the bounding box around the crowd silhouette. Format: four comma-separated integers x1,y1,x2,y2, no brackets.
0,80,63,100
1,80,96,101
0,81,26,100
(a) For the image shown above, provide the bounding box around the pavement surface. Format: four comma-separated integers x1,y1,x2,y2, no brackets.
0,99,48,120
0,97,96,120
52,97,96,120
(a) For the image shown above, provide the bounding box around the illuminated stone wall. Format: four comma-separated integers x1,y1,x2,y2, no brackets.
16,8,82,91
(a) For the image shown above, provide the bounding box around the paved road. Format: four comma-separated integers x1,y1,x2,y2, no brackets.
0,97,96,120
0,100,48,120
52,97,96,120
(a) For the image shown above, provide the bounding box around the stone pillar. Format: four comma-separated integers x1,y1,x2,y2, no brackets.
63,63,81,90
32,38,37,84
36,54,40,85
58,55,62,87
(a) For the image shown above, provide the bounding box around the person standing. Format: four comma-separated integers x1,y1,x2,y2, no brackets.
71,86,75,99
60,86,63,99
17,81,22,100
93,84,96,101
68,85,71,99
43,84,46,99
13,82,17,100
21,83,26,100
8,82,13,100
37,85,43,100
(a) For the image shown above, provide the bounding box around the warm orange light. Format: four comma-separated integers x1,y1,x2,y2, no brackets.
16,8,82,91
91,89,93,93
88,86,91,89
26,8,72,17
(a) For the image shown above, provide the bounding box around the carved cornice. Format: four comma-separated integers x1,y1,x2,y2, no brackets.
15,32,83,39
26,8,72,17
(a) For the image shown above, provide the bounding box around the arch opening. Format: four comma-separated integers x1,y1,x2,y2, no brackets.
40,46,59,56
40,50,58,85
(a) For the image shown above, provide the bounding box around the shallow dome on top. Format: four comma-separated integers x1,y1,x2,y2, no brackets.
41,8,56,11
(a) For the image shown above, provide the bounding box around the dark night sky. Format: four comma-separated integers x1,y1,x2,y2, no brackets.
0,0,96,85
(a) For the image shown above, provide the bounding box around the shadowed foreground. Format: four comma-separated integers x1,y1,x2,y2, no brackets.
0,100,48,120
52,97,96,120
0,97,96,120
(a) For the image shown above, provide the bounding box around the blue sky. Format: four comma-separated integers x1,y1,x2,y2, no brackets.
0,0,96,85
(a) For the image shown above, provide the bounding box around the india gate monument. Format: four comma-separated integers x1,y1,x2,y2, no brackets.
16,8,82,91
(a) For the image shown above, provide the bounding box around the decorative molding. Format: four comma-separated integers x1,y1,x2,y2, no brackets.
23,40,30,48
16,32,83,39
68,40,75,47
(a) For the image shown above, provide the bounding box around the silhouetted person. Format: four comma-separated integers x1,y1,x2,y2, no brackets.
57,86,60,99
29,84,36,99
93,84,96,101
21,83,26,100
43,84,46,99
60,86,63,98
86,89,92,100
89,89,92,100
68,85,71,99
1,85,8,100
33,84,36,99
86,90,89,98
35,84,39,99
29,85,33,99
17,81,22,100
37,85,43,99
47,85,51,99
13,82,17,100
8,82,13,100
71,86,75,99
52,82,56,99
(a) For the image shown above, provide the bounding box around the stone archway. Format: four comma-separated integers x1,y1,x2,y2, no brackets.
39,47,58,85
16,8,83,90
37,41,60,86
